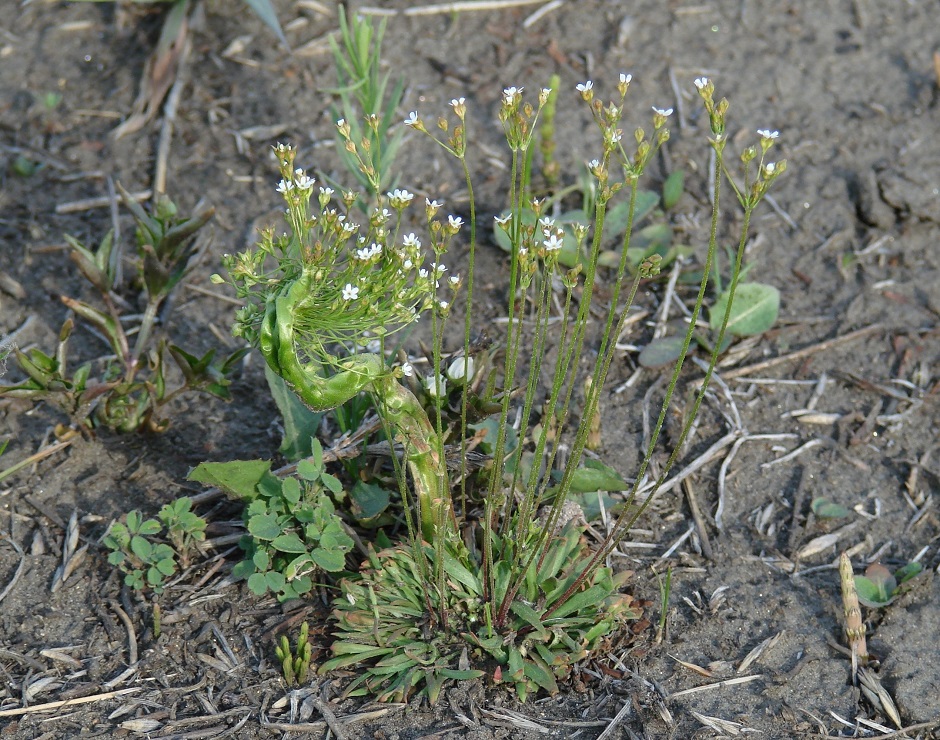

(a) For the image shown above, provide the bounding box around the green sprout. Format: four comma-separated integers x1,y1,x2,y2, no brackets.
0,189,247,433
853,561,924,607
326,6,405,203
276,622,312,687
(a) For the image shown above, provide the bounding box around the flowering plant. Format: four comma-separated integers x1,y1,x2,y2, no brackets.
217,74,786,702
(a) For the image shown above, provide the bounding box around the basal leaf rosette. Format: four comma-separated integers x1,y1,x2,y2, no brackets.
320,522,640,703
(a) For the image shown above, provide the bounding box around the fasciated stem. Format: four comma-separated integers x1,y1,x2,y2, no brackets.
258,267,449,541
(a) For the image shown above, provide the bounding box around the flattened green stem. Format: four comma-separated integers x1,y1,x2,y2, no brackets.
258,268,448,540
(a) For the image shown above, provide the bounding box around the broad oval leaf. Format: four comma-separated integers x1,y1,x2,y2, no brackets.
811,497,852,519
271,532,308,553
710,282,780,337
247,512,282,540
638,335,687,369
854,563,897,607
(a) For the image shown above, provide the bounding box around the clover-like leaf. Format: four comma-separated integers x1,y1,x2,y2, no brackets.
247,512,283,541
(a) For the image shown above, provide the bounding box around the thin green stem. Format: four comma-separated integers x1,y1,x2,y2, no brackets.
458,157,476,519
542,142,726,622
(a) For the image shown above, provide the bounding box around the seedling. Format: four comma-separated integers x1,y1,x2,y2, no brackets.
853,560,923,607
0,189,247,432
189,442,355,602
105,511,174,593
276,622,312,686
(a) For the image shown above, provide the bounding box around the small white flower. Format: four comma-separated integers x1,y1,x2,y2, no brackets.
620,73,633,85
449,275,460,285
401,362,414,378
518,247,528,256
426,197,443,209
439,300,449,310
694,77,709,90
342,222,357,233
342,283,359,301
276,179,293,193
388,188,414,204
356,247,371,260
494,214,511,226
588,159,600,170
424,373,447,398
402,233,421,249
576,81,593,93
419,268,429,278
539,216,555,229
403,259,413,269
448,215,464,229
757,129,780,140
764,162,776,174
611,131,623,143
450,97,465,109
446,356,475,383
652,106,674,116
543,234,564,252
404,111,419,127
502,86,522,104
320,186,335,197
336,118,346,127
295,174,315,191
433,262,447,274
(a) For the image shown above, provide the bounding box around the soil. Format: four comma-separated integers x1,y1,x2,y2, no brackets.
1,1,938,738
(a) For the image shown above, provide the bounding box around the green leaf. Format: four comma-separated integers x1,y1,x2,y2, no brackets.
265,571,286,593
546,584,609,619
247,572,269,595
710,282,780,337
271,532,307,553
155,557,176,576
252,550,270,571
662,170,685,210
350,481,391,523
509,601,549,638
811,497,852,519
522,655,558,694
296,458,321,482
310,548,346,572
107,551,126,566
130,535,153,561
638,335,688,369
321,473,343,495
247,512,282,540
232,559,257,580
265,364,323,461
188,459,273,501
895,562,923,585
562,461,629,493
281,476,302,506
439,549,483,596
136,519,162,537
242,0,287,46
854,563,897,607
